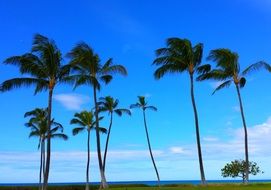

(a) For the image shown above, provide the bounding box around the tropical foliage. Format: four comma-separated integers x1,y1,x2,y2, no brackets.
25,108,68,190
70,111,107,190
197,48,255,183
67,42,127,189
153,38,209,184
221,160,262,183
98,96,131,173
0,34,71,190
130,96,160,186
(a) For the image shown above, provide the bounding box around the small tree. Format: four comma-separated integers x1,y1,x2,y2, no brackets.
221,160,262,183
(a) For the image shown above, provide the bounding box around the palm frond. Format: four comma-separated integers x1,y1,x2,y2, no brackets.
153,63,186,79
51,133,68,140
242,61,271,75
97,127,107,134
70,118,86,127
196,64,211,75
100,75,113,84
145,106,158,111
212,80,232,95
130,103,141,109
72,127,85,136
114,109,132,116
0,78,46,93
193,43,203,66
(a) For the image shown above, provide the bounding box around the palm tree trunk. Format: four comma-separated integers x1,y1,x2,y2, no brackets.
86,130,90,190
93,85,108,189
42,140,45,180
102,113,113,172
43,88,53,190
143,110,160,187
189,74,206,185
39,139,42,190
235,84,249,183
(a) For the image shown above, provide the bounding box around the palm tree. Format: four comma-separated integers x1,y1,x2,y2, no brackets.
67,42,127,189
97,96,131,173
153,38,209,184
130,96,160,186
197,48,254,183
0,34,71,190
24,108,68,190
70,111,107,190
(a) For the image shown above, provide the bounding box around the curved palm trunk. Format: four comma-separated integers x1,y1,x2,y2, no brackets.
39,139,42,190
235,84,249,183
86,130,90,190
102,113,113,173
43,88,53,190
93,85,108,189
189,74,206,185
143,110,160,187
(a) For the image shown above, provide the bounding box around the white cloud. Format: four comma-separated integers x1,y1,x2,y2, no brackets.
169,146,187,154
203,136,219,142
3,117,271,182
53,93,90,111
232,105,240,112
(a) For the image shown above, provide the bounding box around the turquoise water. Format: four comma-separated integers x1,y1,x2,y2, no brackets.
1,180,271,186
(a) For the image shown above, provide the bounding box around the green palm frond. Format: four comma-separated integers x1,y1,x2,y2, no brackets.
4,53,46,76
103,64,127,76
50,133,68,140
242,61,271,75
70,118,86,127
100,75,113,84
29,130,40,138
72,127,86,136
196,64,211,75
207,48,239,74
153,37,204,79
114,109,132,116
212,80,232,95
145,106,158,111
0,78,46,93
97,127,107,134
192,43,203,67
197,69,231,81
153,63,186,79
130,103,141,109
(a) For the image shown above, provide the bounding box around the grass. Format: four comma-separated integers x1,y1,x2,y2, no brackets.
1,183,271,190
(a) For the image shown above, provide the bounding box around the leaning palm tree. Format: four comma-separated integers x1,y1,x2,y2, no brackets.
130,96,160,186
67,42,127,189
197,48,254,183
153,38,209,184
97,96,131,173
24,108,68,190
70,111,107,190
0,34,71,190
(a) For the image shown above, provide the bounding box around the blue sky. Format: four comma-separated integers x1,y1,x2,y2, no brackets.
1,0,271,183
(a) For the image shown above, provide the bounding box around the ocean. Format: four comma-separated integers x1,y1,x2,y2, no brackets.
1,180,271,186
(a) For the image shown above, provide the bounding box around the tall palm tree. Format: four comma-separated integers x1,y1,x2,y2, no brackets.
197,48,254,183
24,108,68,190
70,111,107,190
153,38,209,184
97,96,131,172
130,96,160,186
67,42,127,189
0,34,71,190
